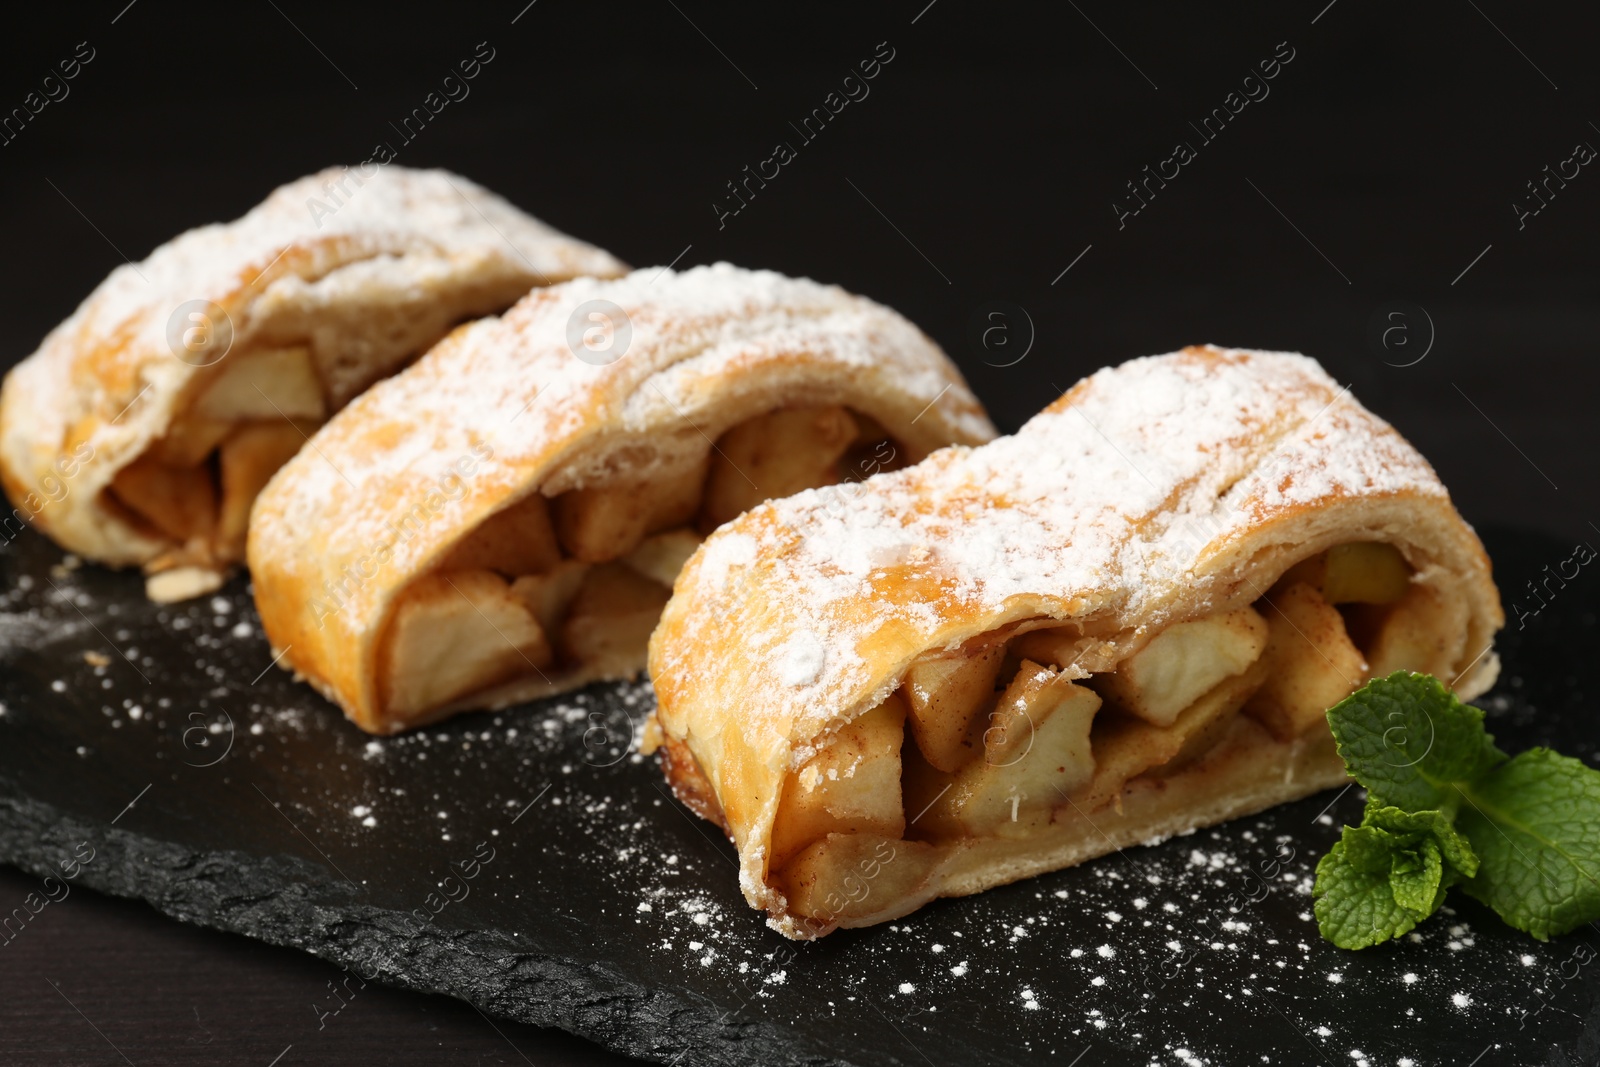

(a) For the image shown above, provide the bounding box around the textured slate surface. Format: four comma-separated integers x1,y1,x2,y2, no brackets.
1,524,1597,1066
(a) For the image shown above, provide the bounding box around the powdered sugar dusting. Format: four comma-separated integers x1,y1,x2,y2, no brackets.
250,262,994,723
1,165,627,564
656,346,1454,752
777,631,826,687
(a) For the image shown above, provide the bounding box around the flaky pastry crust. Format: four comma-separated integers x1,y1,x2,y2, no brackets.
248,263,996,733
0,166,625,579
647,346,1504,937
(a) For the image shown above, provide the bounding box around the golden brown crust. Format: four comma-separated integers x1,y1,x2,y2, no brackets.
0,166,625,574
647,345,1505,937
247,263,996,733
660,736,730,833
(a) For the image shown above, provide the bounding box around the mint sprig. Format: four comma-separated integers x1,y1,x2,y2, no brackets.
1456,748,1600,939
1314,803,1477,948
1321,672,1503,810
1313,671,1600,948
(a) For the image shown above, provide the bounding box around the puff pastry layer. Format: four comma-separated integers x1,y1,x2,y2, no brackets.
0,166,626,600
647,346,1504,938
248,263,996,734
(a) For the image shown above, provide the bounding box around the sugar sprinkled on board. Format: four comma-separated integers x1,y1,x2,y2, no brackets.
7,521,1511,1065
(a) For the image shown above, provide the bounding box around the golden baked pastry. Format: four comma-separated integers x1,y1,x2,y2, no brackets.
0,166,626,601
646,345,1504,938
248,263,996,734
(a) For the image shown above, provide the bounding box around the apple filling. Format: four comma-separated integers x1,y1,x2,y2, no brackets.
377,406,906,725
770,541,1466,925
104,345,328,600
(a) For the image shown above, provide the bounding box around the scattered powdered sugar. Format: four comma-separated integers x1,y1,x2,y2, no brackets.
1,536,1518,1066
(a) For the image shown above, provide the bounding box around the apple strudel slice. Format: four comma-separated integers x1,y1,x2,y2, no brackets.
646,345,1504,938
247,263,996,734
0,166,626,601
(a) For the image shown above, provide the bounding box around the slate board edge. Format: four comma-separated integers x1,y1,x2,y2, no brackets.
0,789,865,1067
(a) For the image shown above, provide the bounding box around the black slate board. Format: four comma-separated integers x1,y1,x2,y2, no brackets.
2,525,1597,1067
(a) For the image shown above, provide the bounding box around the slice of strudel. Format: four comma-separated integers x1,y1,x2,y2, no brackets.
247,263,996,734
646,345,1504,938
0,166,626,601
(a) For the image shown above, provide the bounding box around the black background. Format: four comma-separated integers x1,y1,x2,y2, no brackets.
1,1,1596,1063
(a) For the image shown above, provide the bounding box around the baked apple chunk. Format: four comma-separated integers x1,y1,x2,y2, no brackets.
1076,659,1267,811
1096,607,1268,726
553,457,708,563
216,422,310,562
558,563,672,672
1244,581,1368,741
1280,541,1411,605
779,833,939,927
906,662,1100,838
193,346,327,423
108,453,216,547
769,693,907,869
762,539,1469,933
1363,582,1467,679
902,643,1005,772
381,569,553,721
621,528,702,589
370,405,909,729
701,405,858,529
101,343,337,599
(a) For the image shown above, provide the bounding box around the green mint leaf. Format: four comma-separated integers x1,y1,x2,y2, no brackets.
1457,748,1600,940
1341,824,1404,873
1318,673,1598,949
1389,839,1443,914
1365,805,1479,879
1323,815,1477,944
1325,671,1505,810
1313,839,1425,949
